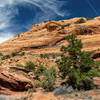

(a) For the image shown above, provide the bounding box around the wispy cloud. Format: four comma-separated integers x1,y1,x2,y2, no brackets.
86,0,98,16
0,0,69,43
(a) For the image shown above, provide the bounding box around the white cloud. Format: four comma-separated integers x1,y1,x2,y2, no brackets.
0,0,69,43
0,32,13,44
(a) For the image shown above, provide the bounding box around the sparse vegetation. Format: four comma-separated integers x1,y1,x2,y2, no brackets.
24,61,35,72
61,23,71,29
75,18,86,24
11,51,25,57
77,26,92,35
11,52,18,57
1,55,11,60
35,65,47,76
56,34,100,90
28,88,36,93
16,64,24,67
1,51,25,60
20,52,25,56
52,54,56,59
40,54,49,59
40,67,57,91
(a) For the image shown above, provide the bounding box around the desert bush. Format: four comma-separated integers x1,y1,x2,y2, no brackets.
94,61,100,69
76,26,92,35
11,52,18,57
40,54,49,59
16,64,24,67
61,23,70,29
54,85,74,95
75,18,86,24
24,61,35,72
11,52,25,57
28,88,36,93
40,67,56,91
1,55,11,60
20,52,25,56
56,34,100,90
43,20,51,23
52,54,56,59
35,65,47,76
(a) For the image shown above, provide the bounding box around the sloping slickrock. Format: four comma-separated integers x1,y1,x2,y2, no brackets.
0,17,100,55
0,68,34,91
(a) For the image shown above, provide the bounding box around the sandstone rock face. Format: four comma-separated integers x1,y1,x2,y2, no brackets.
93,77,100,88
0,17,100,55
0,68,34,91
91,51,100,60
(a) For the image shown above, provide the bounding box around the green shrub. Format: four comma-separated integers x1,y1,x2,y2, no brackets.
61,23,70,29
75,18,86,24
16,64,24,67
28,88,36,93
52,54,56,59
40,54,43,58
35,65,47,76
11,52,18,57
1,55,10,60
94,61,100,69
67,71,94,90
40,54,49,59
24,61,35,72
44,20,51,23
20,52,25,56
40,67,56,91
56,34,100,90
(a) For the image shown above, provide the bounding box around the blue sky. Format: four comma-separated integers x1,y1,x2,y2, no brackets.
0,0,100,43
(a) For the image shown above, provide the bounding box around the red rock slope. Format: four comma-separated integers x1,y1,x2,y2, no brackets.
0,17,100,54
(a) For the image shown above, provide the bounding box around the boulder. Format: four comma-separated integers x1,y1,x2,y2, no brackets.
0,68,34,91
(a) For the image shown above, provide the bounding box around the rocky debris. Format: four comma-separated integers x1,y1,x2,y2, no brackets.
28,72,35,79
0,95,29,100
44,21,60,32
0,68,34,92
93,77,100,88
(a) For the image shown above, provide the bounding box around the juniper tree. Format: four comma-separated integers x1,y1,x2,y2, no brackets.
56,34,100,90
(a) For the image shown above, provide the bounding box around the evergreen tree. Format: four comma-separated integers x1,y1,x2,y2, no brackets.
56,34,100,90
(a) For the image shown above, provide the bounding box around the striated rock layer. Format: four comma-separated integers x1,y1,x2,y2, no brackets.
0,17,100,55
0,67,34,92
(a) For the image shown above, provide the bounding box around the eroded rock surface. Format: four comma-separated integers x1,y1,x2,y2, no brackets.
0,68,34,92
0,17,100,54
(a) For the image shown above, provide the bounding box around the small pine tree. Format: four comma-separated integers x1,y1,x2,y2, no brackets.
56,34,100,90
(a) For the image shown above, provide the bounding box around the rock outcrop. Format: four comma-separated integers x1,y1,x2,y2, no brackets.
0,17,100,55
0,68,34,92
93,77,100,88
